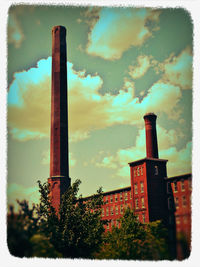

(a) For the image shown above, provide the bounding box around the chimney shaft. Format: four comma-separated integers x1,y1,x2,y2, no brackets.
50,26,69,178
143,113,159,158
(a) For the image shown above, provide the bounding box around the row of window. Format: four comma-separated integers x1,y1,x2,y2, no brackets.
168,195,190,210
134,182,144,195
102,203,131,217
105,214,146,230
133,166,143,177
174,195,189,209
135,197,145,209
173,179,191,193
104,191,131,204
176,215,189,225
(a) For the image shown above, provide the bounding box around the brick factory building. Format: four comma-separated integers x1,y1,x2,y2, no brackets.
48,26,192,259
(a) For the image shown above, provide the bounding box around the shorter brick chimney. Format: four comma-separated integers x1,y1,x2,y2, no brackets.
143,113,159,159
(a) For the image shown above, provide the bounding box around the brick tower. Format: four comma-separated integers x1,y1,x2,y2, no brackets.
48,26,71,212
143,113,159,158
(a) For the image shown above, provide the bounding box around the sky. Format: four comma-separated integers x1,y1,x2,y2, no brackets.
7,5,193,211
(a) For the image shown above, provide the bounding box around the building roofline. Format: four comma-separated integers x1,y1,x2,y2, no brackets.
128,157,168,166
165,173,192,180
82,186,131,201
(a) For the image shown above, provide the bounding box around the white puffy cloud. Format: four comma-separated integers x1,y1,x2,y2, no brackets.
86,8,161,60
95,125,191,178
128,55,151,79
8,57,182,142
163,47,192,90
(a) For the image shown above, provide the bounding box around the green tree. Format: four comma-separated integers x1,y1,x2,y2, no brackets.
7,179,105,258
95,207,170,260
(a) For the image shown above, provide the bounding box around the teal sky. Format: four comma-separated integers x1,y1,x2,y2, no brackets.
7,5,192,210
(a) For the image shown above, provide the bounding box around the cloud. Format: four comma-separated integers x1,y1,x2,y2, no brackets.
85,8,161,60
163,47,192,90
128,55,151,79
7,183,40,212
8,13,25,48
8,57,182,142
95,125,191,178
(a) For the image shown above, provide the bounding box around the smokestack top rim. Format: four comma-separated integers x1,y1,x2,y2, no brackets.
52,25,67,34
143,112,157,120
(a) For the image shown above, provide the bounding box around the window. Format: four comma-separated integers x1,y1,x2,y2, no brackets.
110,195,113,203
182,196,187,207
111,206,113,216
115,206,118,215
181,180,185,191
134,184,138,194
120,192,123,201
137,167,140,176
115,194,118,202
168,197,173,210
183,216,188,224
174,181,178,192
141,166,143,176
140,182,144,193
130,192,132,199
155,165,158,175
188,179,192,190
135,199,139,209
120,205,123,214
175,197,179,209
102,208,105,217
106,207,109,216
176,217,180,225
125,192,128,201
167,182,171,193
142,214,145,223
105,196,108,204
141,197,145,208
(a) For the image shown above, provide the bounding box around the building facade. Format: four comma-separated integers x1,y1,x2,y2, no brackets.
48,26,191,259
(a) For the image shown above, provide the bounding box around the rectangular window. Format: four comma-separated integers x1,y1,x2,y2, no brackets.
130,192,132,199
176,217,180,225
115,206,118,215
182,196,187,207
137,167,140,176
125,192,128,201
120,192,123,201
111,206,113,216
134,168,137,177
141,197,145,208
120,205,123,214
140,182,144,193
134,184,138,194
181,180,185,191
106,207,109,216
115,194,118,202
168,197,172,210
141,166,143,176
110,195,113,203
102,208,104,217
167,182,171,193
155,165,158,175
174,181,178,192
175,197,179,209
135,199,139,209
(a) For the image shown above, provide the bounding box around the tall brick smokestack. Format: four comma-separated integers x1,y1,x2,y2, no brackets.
48,26,70,212
143,113,159,159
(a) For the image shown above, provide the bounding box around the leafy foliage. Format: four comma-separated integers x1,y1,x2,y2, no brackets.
7,179,105,258
95,207,170,260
